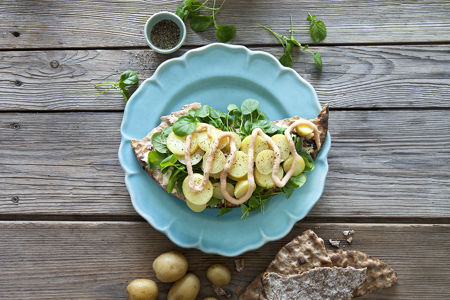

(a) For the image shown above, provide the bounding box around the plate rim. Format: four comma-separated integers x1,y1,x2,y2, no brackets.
119,43,330,256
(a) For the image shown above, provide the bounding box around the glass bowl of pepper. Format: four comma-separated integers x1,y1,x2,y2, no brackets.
144,11,187,54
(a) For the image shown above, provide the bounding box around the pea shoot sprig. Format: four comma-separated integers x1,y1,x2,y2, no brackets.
258,14,326,69
94,70,138,102
176,0,236,43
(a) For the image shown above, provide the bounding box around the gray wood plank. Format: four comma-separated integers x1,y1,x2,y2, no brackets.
1,0,450,49
1,46,449,111
1,110,449,217
0,221,448,299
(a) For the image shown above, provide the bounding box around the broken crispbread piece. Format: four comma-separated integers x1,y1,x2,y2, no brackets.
327,249,398,297
262,267,367,300
239,230,332,299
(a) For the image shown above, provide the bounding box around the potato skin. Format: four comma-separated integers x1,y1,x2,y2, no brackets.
206,264,231,287
203,298,218,300
167,273,200,300
126,279,158,300
152,251,188,283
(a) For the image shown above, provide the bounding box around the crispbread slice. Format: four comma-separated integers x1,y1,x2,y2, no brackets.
262,267,367,300
327,249,398,297
131,103,330,208
240,230,332,299
131,103,202,200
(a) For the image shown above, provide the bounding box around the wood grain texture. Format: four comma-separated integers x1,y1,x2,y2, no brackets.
0,221,448,299
1,0,450,49
1,110,449,217
0,45,449,111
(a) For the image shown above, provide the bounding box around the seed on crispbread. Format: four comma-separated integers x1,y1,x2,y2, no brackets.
262,267,367,300
327,249,398,297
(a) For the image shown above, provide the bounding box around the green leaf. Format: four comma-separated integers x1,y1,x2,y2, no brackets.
176,177,185,197
313,52,322,70
306,13,316,22
190,15,212,32
163,126,173,136
216,25,236,43
281,187,294,199
207,197,222,207
194,105,211,118
310,20,327,42
279,52,293,67
151,132,168,154
285,40,294,53
285,173,307,189
148,150,164,170
300,152,315,172
120,70,138,85
218,207,232,216
160,154,179,171
241,98,259,115
173,116,197,137
176,0,193,21
167,169,183,193
240,205,250,218
227,104,239,112
118,83,130,102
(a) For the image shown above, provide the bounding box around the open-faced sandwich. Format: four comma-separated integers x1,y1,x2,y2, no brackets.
131,99,329,217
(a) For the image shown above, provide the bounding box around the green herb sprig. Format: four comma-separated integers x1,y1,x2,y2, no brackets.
176,0,236,42
307,13,327,42
94,70,139,102
258,15,323,69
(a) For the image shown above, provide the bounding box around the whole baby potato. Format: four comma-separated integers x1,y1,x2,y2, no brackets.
126,279,158,300
167,273,200,300
206,264,231,287
152,251,188,282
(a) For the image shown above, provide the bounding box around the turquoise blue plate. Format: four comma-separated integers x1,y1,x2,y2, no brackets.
119,43,330,256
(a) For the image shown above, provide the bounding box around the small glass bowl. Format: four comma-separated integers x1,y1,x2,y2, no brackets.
144,11,186,54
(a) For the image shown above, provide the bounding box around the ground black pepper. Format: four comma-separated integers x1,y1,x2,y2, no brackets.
150,19,181,49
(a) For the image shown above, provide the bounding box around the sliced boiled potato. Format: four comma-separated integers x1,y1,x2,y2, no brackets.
255,167,284,189
240,135,269,156
234,180,251,199
186,200,207,213
209,172,221,179
296,125,314,136
202,149,226,174
283,154,305,176
228,173,247,182
182,174,213,206
167,132,198,156
212,182,235,200
197,127,228,152
223,132,241,153
177,148,205,165
255,149,274,175
271,134,290,162
229,151,249,179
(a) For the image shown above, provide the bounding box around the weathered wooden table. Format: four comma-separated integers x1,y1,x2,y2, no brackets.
1,1,449,299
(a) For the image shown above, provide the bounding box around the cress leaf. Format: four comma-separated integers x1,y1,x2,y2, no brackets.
218,207,232,216
216,25,236,43
241,98,259,115
176,0,193,21
151,132,168,154
118,82,130,102
300,152,315,172
227,104,239,112
120,70,139,85
173,116,197,136
207,197,222,207
160,154,180,171
313,52,322,70
148,150,164,170
190,15,212,32
194,105,211,118
310,20,327,42
279,52,293,67
163,126,173,136
285,173,307,189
